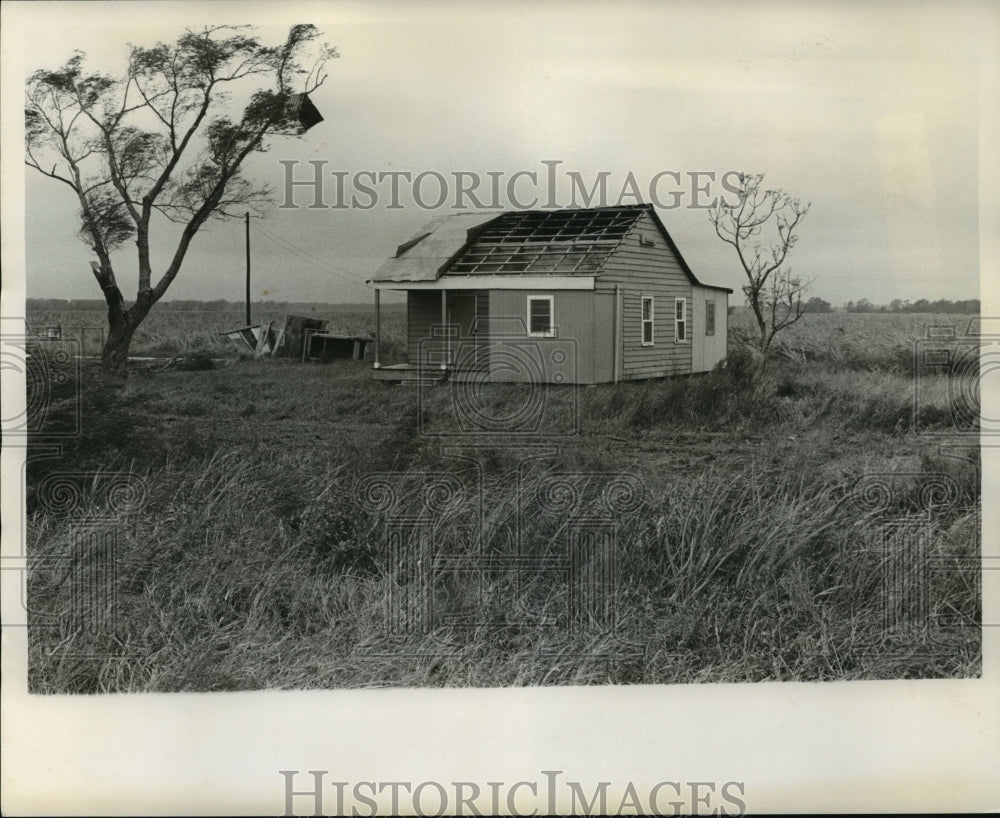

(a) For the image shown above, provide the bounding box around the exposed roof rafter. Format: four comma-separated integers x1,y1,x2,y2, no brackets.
445,206,644,276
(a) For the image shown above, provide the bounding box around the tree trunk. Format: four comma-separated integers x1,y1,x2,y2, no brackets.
755,353,770,385
101,316,137,371
100,302,151,372
754,326,770,385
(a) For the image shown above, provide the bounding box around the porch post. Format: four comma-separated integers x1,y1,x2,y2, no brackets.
440,289,448,370
373,287,381,368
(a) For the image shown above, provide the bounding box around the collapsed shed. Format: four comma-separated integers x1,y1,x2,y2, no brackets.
221,315,372,361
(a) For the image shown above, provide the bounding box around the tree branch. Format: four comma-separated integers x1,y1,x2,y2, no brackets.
707,172,811,378
25,24,336,369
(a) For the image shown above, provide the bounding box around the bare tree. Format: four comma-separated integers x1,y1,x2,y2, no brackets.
25,24,337,370
708,172,811,381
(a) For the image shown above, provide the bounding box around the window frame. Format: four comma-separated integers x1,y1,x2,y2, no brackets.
527,294,555,338
674,297,687,343
705,299,716,336
641,295,655,346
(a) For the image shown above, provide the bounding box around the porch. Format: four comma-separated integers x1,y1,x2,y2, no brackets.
372,287,488,382
371,362,447,384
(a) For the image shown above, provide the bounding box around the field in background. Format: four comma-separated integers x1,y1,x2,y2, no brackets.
24,301,408,360
25,301,979,370
22,307,982,690
731,310,983,372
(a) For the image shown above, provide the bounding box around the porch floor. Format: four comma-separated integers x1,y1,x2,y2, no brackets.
371,363,448,384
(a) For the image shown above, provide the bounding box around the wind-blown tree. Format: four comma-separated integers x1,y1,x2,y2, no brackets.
708,173,811,381
25,25,337,370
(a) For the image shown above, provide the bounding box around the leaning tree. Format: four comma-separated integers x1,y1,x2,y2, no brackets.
25,24,336,370
708,172,811,382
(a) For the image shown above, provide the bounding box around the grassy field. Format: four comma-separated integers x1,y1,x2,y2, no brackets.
23,310,981,691
24,302,408,360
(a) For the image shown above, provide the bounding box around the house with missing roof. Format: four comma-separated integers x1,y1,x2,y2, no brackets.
369,204,732,384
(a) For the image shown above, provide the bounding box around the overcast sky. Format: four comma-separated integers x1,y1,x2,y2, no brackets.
6,0,992,306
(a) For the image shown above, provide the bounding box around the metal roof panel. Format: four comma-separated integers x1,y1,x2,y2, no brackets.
372,212,501,282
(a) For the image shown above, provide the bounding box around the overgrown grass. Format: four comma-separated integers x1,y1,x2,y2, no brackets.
26,444,979,690
730,309,980,374
24,315,982,691
26,305,408,360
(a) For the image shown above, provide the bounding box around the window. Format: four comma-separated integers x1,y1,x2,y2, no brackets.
641,296,654,345
705,300,716,336
674,297,687,342
528,295,554,337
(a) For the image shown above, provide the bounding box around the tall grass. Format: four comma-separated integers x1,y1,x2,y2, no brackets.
730,310,980,374
26,306,408,359
25,330,981,690
27,445,979,690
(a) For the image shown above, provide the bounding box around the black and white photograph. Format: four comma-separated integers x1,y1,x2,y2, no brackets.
2,0,998,814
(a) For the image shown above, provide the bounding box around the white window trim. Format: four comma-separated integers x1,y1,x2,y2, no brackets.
641,295,655,346
527,294,555,337
674,297,687,343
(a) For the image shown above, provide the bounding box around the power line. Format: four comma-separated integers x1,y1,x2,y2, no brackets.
254,221,360,278
253,226,358,284
251,221,370,292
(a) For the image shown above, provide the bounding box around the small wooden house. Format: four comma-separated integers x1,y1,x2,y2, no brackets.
370,204,731,384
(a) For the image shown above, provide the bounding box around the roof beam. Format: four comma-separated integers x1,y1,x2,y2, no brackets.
371,275,596,291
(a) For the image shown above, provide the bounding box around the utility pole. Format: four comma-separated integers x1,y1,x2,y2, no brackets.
245,211,252,325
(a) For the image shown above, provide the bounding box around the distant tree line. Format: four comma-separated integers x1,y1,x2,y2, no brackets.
802,298,834,313
792,297,979,314
844,298,980,314
736,297,980,316
27,297,252,311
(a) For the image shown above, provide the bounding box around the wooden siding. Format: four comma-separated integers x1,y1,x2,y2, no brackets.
591,292,616,383
691,286,728,372
409,290,492,369
474,291,490,371
407,290,442,366
486,289,596,383
402,208,726,383
448,290,490,371
596,210,693,379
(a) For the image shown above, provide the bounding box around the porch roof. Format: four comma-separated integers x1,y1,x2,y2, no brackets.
370,212,499,283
